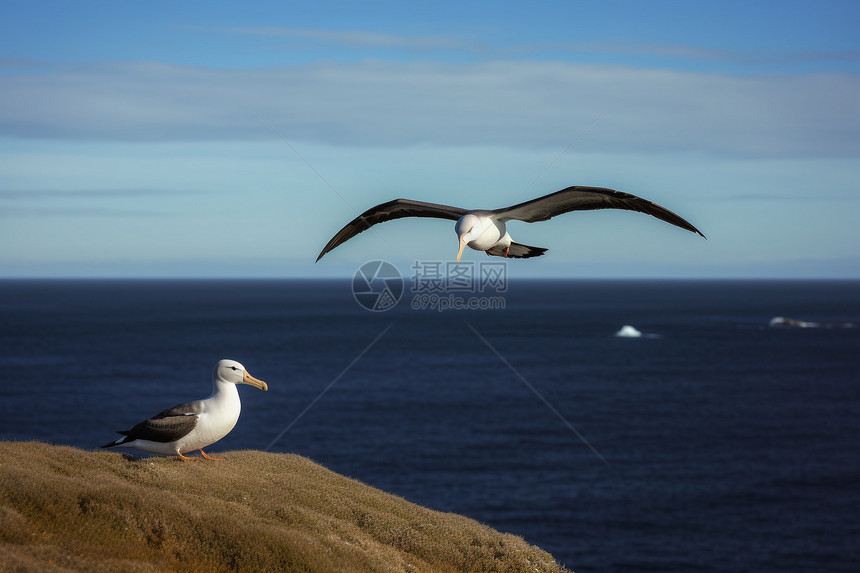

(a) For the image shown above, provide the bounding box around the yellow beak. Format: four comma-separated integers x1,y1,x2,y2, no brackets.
456,236,467,263
243,370,268,391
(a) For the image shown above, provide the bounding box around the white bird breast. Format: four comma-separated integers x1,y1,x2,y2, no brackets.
178,410,240,453
176,385,242,453
467,218,506,250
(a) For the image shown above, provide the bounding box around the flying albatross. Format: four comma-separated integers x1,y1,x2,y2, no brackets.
316,186,705,262
102,359,268,460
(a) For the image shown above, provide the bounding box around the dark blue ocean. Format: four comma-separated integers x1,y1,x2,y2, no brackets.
1,279,859,572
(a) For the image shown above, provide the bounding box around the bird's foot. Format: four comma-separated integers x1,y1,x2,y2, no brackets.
199,449,225,461
177,451,196,461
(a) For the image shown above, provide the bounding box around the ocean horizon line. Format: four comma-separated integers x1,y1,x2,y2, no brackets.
2,276,859,283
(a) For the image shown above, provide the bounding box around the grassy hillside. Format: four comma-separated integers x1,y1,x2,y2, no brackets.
0,442,571,572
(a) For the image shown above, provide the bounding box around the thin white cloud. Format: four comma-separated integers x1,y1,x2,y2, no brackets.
529,43,860,66
0,188,202,218
221,26,479,52
1,60,858,158
215,27,860,67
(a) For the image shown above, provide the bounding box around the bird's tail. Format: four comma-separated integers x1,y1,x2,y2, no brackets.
101,431,129,448
487,241,548,259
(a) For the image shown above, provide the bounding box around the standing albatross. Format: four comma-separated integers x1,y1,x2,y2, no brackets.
102,359,268,460
316,186,705,262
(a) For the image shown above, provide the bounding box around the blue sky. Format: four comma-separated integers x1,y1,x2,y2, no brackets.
2,0,859,278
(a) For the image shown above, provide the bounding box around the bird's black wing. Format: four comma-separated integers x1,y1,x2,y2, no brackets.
316,198,469,261
493,186,705,238
108,402,200,445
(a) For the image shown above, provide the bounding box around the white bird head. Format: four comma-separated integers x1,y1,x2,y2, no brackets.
454,214,482,263
214,359,268,391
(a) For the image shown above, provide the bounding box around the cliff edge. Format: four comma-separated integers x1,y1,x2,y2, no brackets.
0,441,570,572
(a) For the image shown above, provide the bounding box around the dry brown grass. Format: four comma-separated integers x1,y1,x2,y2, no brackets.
0,441,571,572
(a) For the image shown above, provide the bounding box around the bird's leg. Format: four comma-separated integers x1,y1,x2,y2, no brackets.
199,449,225,461
177,451,196,461
503,247,510,258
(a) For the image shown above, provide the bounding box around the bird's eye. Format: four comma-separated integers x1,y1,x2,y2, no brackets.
231,366,238,371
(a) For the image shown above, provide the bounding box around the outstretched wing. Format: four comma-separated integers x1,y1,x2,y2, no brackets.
316,198,469,262
493,186,705,238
